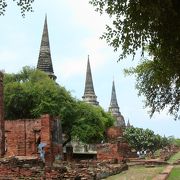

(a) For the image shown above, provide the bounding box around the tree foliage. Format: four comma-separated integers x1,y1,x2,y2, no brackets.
0,0,34,16
71,101,114,144
125,58,180,119
168,136,180,147
124,126,170,153
4,66,114,145
4,66,74,119
90,0,180,60
90,0,180,119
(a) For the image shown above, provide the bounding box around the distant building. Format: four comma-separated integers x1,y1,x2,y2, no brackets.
82,55,99,106
37,16,57,81
108,80,125,128
0,72,63,163
126,119,131,128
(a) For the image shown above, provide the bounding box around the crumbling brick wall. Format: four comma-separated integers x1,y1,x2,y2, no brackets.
97,142,129,162
4,114,63,164
5,118,41,156
0,71,62,163
0,71,5,157
97,127,130,161
106,126,123,141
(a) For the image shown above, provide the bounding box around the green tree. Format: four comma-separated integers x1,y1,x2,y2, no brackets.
71,101,114,144
4,66,75,119
125,55,180,119
4,66,114,146
0,0,34,16
168,136,180,147
90,0,180,119
4,66,78,147
124,127,169,154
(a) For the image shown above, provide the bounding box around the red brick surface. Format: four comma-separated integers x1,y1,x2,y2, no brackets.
97,127,131,161
106,127,123,140
0,72,5,157
0,157,128,179
5,118,41,156
4,115,62,164
97,142,129,162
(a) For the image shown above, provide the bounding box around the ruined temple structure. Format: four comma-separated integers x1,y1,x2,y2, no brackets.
0,71,5,157
126,119,131,128
82,55,99,106
97,127,130,162
37,16,57,81
0,17,131,165
109,80,125,128
0,71,62,164
96,82,129,162
4,115,63,164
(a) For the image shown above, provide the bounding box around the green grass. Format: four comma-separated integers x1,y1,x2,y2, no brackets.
168,165,180,180
168,151,180,164
106,166,164,180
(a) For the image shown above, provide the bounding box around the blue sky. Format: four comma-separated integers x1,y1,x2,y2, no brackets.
0,0,179,138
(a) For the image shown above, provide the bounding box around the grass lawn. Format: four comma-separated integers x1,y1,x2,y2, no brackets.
168,165,180,180
106,166,164,180
168,151,180,164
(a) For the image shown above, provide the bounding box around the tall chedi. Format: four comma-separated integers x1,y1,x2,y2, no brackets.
109,80,125,127
82,55,99,105
37,16,57,80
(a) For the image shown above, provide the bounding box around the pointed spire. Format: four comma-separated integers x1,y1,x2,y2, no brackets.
84,55,95,95
109,80,125,127
110,80,119,108
37,16,56,80
127,119,131,128
82,55,99,105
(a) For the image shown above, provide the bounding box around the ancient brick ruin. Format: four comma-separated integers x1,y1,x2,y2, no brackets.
0,71,5,157
5,114,63,164
0,68,131,179
97,127,130,162
0,71,63,165
0,16,132,178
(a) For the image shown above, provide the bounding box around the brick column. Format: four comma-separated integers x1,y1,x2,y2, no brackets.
41,114,53,165
0,71,5,157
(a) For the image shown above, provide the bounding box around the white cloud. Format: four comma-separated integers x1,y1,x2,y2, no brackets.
0,50,20,72
0,50,18,61
55,56,85,79
78,27,115,74
66,0,110,33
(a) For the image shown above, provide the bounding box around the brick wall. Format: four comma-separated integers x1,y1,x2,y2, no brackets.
5,118,41,156
0,156,128,179
0,157,44,179
97,126,131,161
106,127,123,141
0,71,5,157
97,143,121,161
4,115,63,164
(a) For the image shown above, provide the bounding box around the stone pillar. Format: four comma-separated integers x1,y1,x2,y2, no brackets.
0,71,5,157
